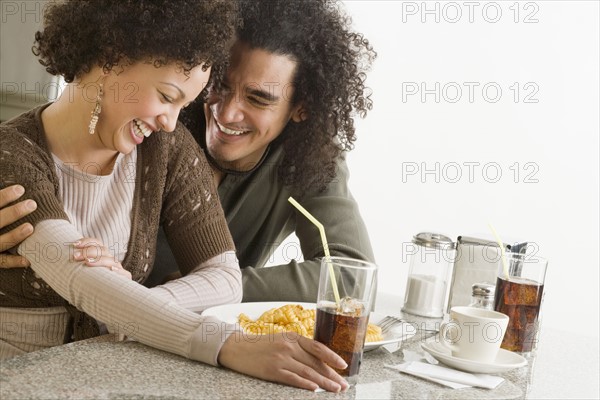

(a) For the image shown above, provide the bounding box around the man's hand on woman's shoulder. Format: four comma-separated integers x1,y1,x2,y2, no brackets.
0,185,36,268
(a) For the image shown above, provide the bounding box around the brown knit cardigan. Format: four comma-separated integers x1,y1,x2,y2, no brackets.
0,105,235,341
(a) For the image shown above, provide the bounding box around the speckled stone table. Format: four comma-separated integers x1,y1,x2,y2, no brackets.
2,326,597,399
1,294,598,399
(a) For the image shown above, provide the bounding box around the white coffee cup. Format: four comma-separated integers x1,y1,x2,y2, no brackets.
440,306,509,363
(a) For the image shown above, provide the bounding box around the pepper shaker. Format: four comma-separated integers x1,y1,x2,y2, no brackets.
469,283,495,310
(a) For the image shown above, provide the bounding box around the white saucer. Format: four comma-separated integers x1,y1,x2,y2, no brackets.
421,341,527,374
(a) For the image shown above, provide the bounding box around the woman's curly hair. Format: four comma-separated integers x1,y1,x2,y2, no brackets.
32,0,238,82
237,0,376,194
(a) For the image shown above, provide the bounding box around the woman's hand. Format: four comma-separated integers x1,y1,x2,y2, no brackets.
218,331,349,393
0,185,37,268
72,237,132,280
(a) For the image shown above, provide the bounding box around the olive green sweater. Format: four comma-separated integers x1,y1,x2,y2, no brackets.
153,113,376,302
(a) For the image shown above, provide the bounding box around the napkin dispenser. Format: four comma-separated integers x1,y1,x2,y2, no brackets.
446,236,511,312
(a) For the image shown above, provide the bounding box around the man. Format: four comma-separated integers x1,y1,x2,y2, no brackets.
0,0,376,302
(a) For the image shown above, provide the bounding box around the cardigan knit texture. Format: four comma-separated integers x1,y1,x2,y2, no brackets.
0,105,235,342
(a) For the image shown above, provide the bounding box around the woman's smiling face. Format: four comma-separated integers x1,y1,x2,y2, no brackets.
94,62,211,155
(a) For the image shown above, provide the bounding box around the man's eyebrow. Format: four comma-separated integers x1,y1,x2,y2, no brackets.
247,87,278,102
159,82,185,99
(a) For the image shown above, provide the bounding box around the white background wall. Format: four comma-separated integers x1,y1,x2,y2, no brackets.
339,0,599,339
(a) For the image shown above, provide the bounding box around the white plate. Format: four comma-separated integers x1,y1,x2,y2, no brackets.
202,302,315,323
364,313,415,351
201,302,413,351
421,341,527,374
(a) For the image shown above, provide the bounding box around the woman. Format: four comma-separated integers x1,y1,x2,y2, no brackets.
0,0,347,393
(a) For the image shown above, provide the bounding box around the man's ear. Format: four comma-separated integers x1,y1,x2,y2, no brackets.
291,104,308,123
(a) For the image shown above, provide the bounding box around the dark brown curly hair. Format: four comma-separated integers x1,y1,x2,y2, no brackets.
239,0,376,194
32,0,238,83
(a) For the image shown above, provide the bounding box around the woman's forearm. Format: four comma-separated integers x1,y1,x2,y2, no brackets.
149,251,242,312
18,219,235,365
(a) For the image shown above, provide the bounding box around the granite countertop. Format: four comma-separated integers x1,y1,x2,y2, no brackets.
1,294,599,399
2,327,598,399
0,333,515,400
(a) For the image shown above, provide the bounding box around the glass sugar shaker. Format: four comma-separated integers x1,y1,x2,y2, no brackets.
401,232,455,318
469,283,495,310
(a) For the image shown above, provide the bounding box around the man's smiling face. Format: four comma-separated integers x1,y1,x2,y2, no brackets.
204,42,304,172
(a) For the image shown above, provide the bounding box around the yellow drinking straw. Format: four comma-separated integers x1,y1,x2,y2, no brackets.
288,197,341,305
488,223,510,279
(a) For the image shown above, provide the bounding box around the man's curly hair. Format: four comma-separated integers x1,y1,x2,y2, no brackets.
32,0,238,83
239,0,376,194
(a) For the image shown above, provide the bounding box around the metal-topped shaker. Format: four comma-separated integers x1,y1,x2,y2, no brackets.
469,283,495,310
402,232,455,318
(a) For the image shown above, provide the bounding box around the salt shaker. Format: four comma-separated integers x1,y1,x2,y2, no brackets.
469,283,495,310
402,232,455,318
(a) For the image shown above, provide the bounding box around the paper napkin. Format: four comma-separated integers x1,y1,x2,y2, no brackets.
385,361,504,389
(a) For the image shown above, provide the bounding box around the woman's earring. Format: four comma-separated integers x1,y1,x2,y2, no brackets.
88,83,104,134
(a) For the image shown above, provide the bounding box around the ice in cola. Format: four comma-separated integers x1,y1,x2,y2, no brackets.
315,257,377,382
314,297,369,377
494,276,544,353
